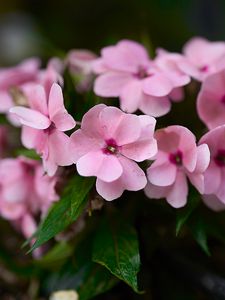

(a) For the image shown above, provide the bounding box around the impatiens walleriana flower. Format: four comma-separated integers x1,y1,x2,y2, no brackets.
145,126,210,208
0,157,59,239
70,104,157,200
93,40,190,117
179,37,225,81
0,58,40,113
199,125,225,211
197,70,225,129
10,83,76,176
66,49,97,92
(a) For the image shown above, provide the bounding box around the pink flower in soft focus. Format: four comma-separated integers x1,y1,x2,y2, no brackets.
66,49,97,92
155,48,190,102
197,70,225,129
70,104,157,200
0,157,59,248
93,40,190,117
199,125,225,211
10,83,76,176
0,125,8,157
179,37,225,82
145,126,210,208
0,58,40,113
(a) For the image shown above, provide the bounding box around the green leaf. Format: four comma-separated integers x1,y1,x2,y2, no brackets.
92,215,141,293
189,218,211,256
15,148,40,160
78,263,117,300
43,237,117,299
30,175,95,251
176,188,200,236
36,242,73,269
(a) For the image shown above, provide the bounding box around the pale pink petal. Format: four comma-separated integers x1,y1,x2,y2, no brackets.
167,171,188,208
204,162,221,195
21,214,37,238
0,202,25,220
25,84,48,115
70,129,100,162
202,194,225,211
98,106,124,139
188,173,204,194
120,80,142,113
48,130,74,167
51,112,75,131
10,106,50,129
94,72,132,97
139,94,171,117
144,181,169,199
0,91,13,112
121,139,157,162
21,126,45,150
96,157,147,200
81,104,106,138
96,178,124,201
194,144,210,173
143,73,173,97
147,161,177,186
99,106,141,145
77,151,123,182
48,83,65,118
118,156,147,190
102,40,150,72
169,87,184,102
112,113,141,145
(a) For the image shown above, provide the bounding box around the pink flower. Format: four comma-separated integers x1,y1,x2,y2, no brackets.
10,83,76,176
66,49,97,92
199,125,225,211
0,157,59,242
179,37,225,81
0,58,40,124
145,126,210,208
70,104,157,200
197,70,225,129
93,40,190,117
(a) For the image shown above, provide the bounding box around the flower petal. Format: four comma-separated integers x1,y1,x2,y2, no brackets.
10,106,50,129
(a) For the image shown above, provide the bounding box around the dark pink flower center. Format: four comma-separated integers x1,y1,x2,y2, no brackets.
102,138,119,155
44,122,55,134
214,149,225,167
221,94,225,104
199,65,209,73
169,150,183,166
135,66,149,79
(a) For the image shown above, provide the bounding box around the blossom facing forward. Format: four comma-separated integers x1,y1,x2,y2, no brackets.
180,37,225,81
70,104,157,200
10,83,76,176
197,70,225,129
199,125,225,211
145,126,210,208
93,40,190,117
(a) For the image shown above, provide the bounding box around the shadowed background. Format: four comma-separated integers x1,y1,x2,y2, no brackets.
0,0,225,65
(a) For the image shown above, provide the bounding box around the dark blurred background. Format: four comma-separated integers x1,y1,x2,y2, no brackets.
0,0,225,65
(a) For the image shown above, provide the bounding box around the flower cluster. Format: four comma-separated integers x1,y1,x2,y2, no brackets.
1,36,225,246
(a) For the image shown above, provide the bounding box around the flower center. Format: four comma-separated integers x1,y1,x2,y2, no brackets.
135,66,149,79
102,139,118,155
199,65,208,73
169,150,183,166
221,94,225,104
214,149,225,167
44,122,55,134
